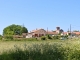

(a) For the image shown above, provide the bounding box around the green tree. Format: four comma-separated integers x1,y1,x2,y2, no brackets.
0,35,2,40
3,24,28,35
22,27,28,33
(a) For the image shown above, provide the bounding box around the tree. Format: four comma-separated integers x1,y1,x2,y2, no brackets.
0,35,2,40
22,27,28,33
3,24,28,35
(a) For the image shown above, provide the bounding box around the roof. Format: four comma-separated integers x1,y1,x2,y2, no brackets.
63,32,80,35
31,28,45,33
63,32,68,34
31,28,58,35
73,32,80,35
47,31,58,35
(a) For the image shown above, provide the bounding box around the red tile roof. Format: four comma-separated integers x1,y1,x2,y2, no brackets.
31,28,43,32
73,32,80,35
63,32,80,35
47,31,58,35
63,32,68,34
31,29,58,35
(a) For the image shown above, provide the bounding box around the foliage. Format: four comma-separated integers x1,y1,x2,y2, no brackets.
4,35,13,40
53,35,68,40
26,38,38,41
0,41,80,60
3,24,28,35
53,35,60,39
47,35,52,39
0,35,2,40
0,39,80,59
0,43,64,60
41,36,46,40
22,27,28,33
64,35,68,39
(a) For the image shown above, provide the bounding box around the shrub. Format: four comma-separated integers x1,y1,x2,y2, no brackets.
68,50,80,60
4,35,13,40
41,36,46,40
0,35,2,40
60,35,68,39
0,41,80,60
53,35,60,39
64,35,68,39
47,35,52,39
0,37,2,40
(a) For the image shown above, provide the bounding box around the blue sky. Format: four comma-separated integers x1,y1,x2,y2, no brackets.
0,0,80,34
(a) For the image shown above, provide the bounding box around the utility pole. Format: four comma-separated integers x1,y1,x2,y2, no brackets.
70,24,71,33
70,24,72,37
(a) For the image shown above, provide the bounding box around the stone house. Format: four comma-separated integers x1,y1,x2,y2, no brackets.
22,28,47,38
22,27,64,38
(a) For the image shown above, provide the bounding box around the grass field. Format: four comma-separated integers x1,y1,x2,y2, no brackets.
0,39,80,60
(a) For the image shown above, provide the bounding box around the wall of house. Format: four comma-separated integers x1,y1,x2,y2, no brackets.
33,29,46,37
35,29,46,35
26,34,32,38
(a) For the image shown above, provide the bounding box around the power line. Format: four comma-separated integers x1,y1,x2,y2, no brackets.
69,24,80,32
71,25,80,27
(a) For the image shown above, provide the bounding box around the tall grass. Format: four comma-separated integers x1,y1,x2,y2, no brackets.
0,40,80,60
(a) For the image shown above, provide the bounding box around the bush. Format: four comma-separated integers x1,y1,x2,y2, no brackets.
4,35,13,40
0,43,65,60
47,35,52,39
64,35,68,38
41,36,46,40
0,42,80,60
53,35,60,39
0,35,2,40
60,35,68,39
68,50,80,60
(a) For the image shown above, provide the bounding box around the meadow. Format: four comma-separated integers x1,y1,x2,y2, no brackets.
0,38,80,60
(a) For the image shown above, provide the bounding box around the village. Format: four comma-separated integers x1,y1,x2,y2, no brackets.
21,27,80,38
2,25,80,40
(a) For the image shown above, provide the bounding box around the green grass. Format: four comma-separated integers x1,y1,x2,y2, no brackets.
0,39,80,60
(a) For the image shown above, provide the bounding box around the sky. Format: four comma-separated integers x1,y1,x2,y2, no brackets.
0,0,80,34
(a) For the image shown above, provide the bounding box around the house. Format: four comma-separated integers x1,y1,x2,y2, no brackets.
63,31,80,36
55,27,64,34
23,28,47,38
31,28,47,37
22,33,27,38
73,32,80,35
22,32,33,38
26,33,33,38
22,27,64,38
63,32,69,35
47,31,58,36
